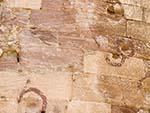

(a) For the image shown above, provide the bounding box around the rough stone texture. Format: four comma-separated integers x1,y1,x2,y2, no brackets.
0,0,150,112
119,0,141,6
144,8,150,23
127,20,150,42
111,105,138,113
30,0,75,28
91,0,126,37
72,73,104,102
72,73,145,108
142,0,150,9
94,35,150,60
84,51,145,79
97,75,144,107
19,29,83,72
123,4,143,21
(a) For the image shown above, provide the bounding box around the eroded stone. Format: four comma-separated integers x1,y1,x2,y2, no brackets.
73,73,145,108
84,50,145,79
20,29,83,72
111,105,138,113
91,1,126,36
127,21,150,42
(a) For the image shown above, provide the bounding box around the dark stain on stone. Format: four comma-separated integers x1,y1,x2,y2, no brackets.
105,52,126,67
0,0,3,3
107,3,124,16
30,27,57,46
111,105,138,113
116,38,135,57
41,110,46,113
16,53,20,63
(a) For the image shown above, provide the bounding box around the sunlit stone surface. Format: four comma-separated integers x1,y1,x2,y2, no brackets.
0,0,149,112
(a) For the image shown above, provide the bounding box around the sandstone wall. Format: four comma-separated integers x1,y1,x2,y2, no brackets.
0,0,150,113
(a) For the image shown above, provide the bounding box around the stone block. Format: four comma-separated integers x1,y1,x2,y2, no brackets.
67,101,111,113
84,51,145,79
72,73,145,108
123,4,143,21
30,0,75,27
72,73,105,102
97,75,144,107
19,30,83,72
6,0,42,9
127,20,150,42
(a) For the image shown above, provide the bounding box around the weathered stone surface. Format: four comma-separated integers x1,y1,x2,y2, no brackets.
144,8,150,23
0,100,18,113
0,71,72,101
91,0,126,36
19,29,83,72
72,73,105,102
73,73,145,108
6,0,42,9
67,101,111,113
84,51,100,74
30,27,58,47
140,74,150,107
84,50,145,79
97,75,144,107
25,72,72,101
18,98,68,113
0,0,150,112
58,36,99,51
127,20,150,42
119,0,141,6
46,100,68,113
94,35,150,60
0,71,27,99
11,9,31,26
0,55,19,71
111,105,138,113
144,60,150,72
30,0,75,28
142,0,150,9
69,0,96,31
123,4,143,21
